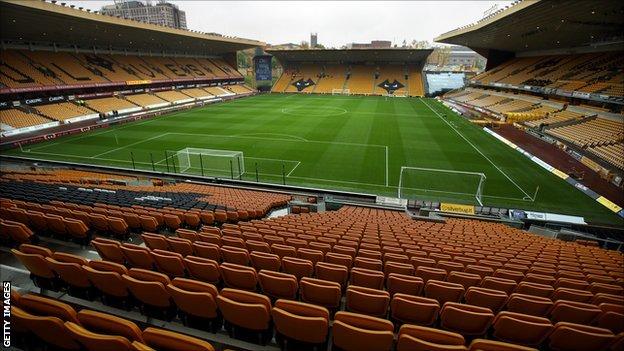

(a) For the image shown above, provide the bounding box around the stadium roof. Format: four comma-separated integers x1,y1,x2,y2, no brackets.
266,48,433,64
0,0,264,55
435,0,624,54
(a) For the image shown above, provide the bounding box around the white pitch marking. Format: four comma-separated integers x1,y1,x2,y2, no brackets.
419,98,533,200
90,133,167,158
234,133,310,142
286,161,301,177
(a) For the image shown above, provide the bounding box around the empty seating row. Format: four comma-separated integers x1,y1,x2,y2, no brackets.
173,223,624,288
0,108,53,129
13,243,623,350
84,96,139,114
0,218,34,244
9,290,215,351
1,49,242,89
34,102,94,122
89,235,624,333
1,173,290,220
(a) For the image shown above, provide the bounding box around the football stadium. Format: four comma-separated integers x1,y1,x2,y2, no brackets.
0,0,623,350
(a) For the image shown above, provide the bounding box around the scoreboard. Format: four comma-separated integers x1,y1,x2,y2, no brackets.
254,55,272,82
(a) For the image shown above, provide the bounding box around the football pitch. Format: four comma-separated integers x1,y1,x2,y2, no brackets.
5,94,622,225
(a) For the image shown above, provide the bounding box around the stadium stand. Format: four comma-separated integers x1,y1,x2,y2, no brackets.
588,143,624,171
226,84,255,95
84,96,139,114
374,65,408,95
154,90,195,102
272,70,293,93
203,86,234,97
284,64,319,93
546,118,624,149
1,49,245,90
345,65,376,95
0,108,52,129
524,109,585,128
124,93,169,107
4,194,624,350
407,65,425,97
269,49,429,96
34,102,95,122
470,52,623,97
314,65,348,94
180,88,214,99
2,1,624,349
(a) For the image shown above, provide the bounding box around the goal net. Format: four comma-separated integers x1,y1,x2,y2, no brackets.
398,166,486,205
173,148,244,178
332,88,350,95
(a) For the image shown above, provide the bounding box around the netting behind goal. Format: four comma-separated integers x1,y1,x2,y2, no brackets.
332,89,350,95
398,167,486,205
174,148,244,178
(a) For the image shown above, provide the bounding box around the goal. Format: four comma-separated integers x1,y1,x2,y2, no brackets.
397,166,486,205
173,148,245,178
332,88,351,95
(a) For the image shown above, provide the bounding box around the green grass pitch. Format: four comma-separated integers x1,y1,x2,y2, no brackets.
5,94,622,225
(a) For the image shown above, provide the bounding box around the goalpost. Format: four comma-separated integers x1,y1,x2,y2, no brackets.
173,147,245,178
332,88,351,96
398,166,486,206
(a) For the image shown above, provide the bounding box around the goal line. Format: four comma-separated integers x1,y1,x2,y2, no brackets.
397,166,486,206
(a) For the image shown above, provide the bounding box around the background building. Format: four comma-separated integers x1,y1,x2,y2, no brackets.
311,33,318,48
100,0,187,29
346,40,392,49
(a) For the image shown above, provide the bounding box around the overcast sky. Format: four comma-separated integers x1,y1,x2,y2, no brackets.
67,1,513,47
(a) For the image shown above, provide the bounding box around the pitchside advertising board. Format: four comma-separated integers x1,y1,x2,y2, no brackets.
254,55,272,82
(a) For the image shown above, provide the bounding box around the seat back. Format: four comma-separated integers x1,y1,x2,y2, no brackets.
346,285,390,317
216,288,271,331
183,256,220,284
220,262,258,291
332,311,394,351
464,287,508,313
122,269,171,308
166,237,194,256
151,249,186,277
299,277,342,310
425,280,465,305
250,251,281,272
506,293,553,317
19,293,79,323
258,270,298,300
397,324,466,351
282,257,314,279
91,238,124,264
271,299,329,344
548,322,614,351
46,253,90,288
440,302,495,336
142,327,215,351
65,321,134,351
315,262,349,288
11,306,81,350
83,260,129,298
12,248,56,279
492,311,553,347
391,293,440,326
121,244,154,269
166,278,219,319
350,267,385,289
77,309,144,342
387,273,424,297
